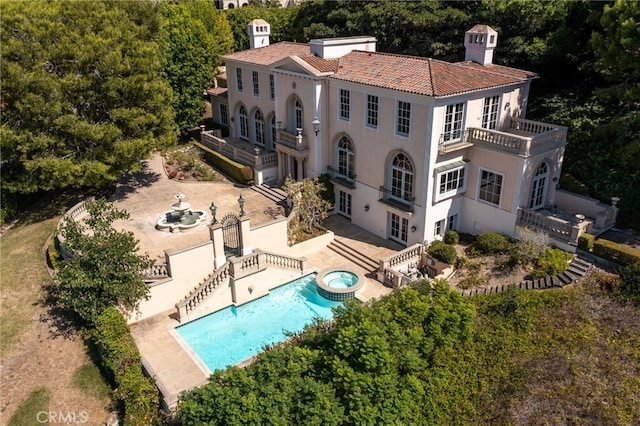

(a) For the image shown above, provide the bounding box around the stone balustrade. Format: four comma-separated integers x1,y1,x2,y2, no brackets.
276,128,308,151
377,243,424,287
176,263,231,319
143,263,170,282
199,131,277,168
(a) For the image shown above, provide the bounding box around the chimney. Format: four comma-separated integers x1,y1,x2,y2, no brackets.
464,25,498,66
248,19,270,49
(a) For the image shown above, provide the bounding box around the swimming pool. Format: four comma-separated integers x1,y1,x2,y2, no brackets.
175,273,341,372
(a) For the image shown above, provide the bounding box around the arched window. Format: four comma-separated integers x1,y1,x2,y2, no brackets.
337,136,355,179
254,109,265,146
390,153,414,204
294,99,303,130
529,162,549,209
239,105,248,139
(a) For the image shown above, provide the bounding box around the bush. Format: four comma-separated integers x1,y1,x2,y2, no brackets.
619,261,640,304
428,240,457,264
47,236,61,269
458,232,476,244
593,238,640,266
93,307,159,426
473,232,511,255
577,234,595,252
535,247,573,277
317,174,335,206
444,230,459,245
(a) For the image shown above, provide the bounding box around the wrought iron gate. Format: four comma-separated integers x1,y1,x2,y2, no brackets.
221,213,241,257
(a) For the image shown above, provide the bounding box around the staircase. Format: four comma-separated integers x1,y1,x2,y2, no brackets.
327,237,379,274
250,184,288,204
460,257,593,297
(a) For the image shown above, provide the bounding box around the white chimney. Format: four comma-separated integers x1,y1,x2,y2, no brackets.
464,25,498,66
248,19,270,49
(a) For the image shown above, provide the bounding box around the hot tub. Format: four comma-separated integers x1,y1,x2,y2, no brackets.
316,268,365,301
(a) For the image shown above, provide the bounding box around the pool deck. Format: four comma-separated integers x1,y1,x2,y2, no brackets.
124,154,401,409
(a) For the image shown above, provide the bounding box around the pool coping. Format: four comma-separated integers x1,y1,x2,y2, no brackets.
316,267,366,295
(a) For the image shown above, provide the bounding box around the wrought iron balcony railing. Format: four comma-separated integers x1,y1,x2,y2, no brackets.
378,186,414,213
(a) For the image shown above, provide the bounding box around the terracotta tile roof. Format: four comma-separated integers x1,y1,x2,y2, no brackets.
223,42,310,66
300,55,339,73
330,51,537,97
206,87,228,97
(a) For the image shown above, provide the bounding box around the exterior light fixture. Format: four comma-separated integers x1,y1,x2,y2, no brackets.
364,204,370,212
209,201,218,224
312,116,320,136
410,225,417,233
238,194,245,217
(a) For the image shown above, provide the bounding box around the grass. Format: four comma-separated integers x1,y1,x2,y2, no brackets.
71,363,112,401
0,216,58,357
7,387,51,426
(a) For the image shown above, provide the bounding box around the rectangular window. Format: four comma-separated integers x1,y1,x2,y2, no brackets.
434,219,445,237
435,163,467,202
219,104,229,126
482,96,500,129
339,89,350,120
478,168,504,207
269,74,275,100
366,94,379,128
443,102,465,141
252,71,260,96
396,101,411,136
236,68,243,92
391,213,408,243
448,214,458,231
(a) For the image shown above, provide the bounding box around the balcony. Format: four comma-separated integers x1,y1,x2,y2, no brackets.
199,131,277,169
438,117,567,157
326,166,356,188
276,128,308,152
378,186,414,213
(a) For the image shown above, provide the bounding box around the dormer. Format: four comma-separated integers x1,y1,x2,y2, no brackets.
248,19,270,49
464,25,498,66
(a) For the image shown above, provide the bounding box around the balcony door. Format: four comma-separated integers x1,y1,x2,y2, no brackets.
529,162,549,209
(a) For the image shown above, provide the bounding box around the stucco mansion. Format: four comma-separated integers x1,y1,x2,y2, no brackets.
207,20,618,249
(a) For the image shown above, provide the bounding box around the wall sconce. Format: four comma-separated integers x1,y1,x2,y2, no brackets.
410,225,417,233
504,102,510,110
209,201,218,224
364,204,370,212
552,176,558,182
312,116,320,136
238,194,245,217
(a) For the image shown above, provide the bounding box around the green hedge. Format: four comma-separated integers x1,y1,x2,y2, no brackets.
577,234,595,252
195,142,254,185
93,307,159,426
593,239,640,267
473,232,510,255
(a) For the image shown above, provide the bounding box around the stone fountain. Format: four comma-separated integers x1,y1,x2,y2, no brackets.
156,192,207,233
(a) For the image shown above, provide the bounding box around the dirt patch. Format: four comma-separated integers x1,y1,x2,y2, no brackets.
447,244,531,291
163,145,228,183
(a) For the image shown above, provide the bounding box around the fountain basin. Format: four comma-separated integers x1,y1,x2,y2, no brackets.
316,268,365,301
156,210,207,233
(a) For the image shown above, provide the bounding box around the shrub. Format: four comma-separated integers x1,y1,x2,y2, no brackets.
535,248,573,277
577,234,595,252
458,232,476,244
197,143,253,185
444,230,459,245
93,307,159,426
47,237,61,269
597,273,620,292
618,261,640,304
458,273,488,289
473,232,510,255
593,238,640,266
317,174,335,206
428,240,457,264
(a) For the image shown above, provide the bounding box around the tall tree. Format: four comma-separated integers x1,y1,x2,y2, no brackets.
159,0,233,132
54,199,153,326
0,0,176,196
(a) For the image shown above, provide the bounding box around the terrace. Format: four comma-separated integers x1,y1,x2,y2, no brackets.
439,117,567,157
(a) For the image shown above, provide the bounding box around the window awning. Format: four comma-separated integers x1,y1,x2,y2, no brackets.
434,160,467,174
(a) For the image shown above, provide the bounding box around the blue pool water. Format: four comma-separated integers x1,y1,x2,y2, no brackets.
176,273,341,372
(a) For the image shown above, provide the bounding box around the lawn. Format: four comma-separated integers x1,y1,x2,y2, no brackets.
0,202,113,425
